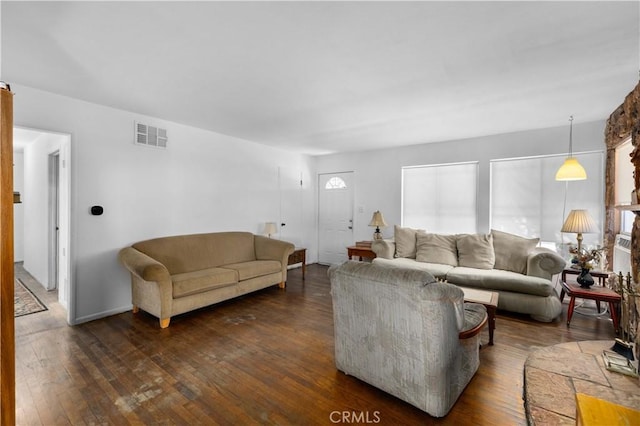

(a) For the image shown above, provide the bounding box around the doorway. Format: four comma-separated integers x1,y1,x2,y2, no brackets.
318,172,354,265
14,127,72,321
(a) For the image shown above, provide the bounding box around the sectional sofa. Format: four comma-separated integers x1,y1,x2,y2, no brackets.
371,226,566,322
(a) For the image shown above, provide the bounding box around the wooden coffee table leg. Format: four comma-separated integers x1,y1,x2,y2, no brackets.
487,305,496,345
567,296,576,327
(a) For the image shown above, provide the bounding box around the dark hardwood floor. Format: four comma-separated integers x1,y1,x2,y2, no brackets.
15,263,616,425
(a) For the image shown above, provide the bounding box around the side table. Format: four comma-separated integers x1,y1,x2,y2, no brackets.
561,267,610,286
560,280,621,333
347,246,376,261
288,248,306,280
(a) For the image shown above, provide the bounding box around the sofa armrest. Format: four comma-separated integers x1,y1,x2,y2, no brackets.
526,247,566,280
118,247,171,282
459,303,488,340
371,239,395,259
254,236,295,285
118,247,174,326
254,235,295,262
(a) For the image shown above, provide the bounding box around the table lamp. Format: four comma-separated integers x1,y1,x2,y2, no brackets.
368,211,388,240
561,209,598,252
264,222,277,238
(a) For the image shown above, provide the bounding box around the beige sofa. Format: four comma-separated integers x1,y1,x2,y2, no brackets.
119,232,294,328
329,261,487,417
372,226,566,322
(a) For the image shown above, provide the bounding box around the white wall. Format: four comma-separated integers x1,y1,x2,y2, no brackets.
315,120,607,242
13,151,23,262
13,84,316,324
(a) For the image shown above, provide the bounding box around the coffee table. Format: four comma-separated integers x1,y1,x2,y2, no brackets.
458,286,499,345
560,281,621,333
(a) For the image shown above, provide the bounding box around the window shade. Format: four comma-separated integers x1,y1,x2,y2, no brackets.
490,152,604,247
402,162,478,234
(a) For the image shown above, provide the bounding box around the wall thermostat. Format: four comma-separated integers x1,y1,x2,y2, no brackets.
90,205,104,216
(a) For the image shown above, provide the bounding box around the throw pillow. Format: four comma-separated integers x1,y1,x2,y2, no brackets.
491,229,539,274
416,233,458,266
457,234,495,269
394,225,424,259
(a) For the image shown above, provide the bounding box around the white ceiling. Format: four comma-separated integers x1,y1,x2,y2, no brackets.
2,1,639,155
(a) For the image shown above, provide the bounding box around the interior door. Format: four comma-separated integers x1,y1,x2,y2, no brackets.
48,151,59,291
318,172,354,265
278,166,302,247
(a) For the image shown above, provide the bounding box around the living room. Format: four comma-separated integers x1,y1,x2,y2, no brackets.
2,1,640,424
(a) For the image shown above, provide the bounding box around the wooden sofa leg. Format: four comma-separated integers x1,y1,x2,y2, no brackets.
159,318,170,329
279,281,286,289
132,305,139,314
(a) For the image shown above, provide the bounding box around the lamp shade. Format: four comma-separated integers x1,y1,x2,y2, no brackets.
264,222,277,237
561,210,598,234
368,211,388,228
555,157,587,181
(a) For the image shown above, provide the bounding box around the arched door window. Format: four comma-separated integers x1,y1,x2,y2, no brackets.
325,176,347,190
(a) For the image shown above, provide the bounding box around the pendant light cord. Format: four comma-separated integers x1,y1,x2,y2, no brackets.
561,116,573,253
568,115,574,157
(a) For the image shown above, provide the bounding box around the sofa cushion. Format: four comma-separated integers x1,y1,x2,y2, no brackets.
457,234,495,270
394,225,424,259
172,268,238,298
446,267,554,297
491,230,539,274
373,257,454,279
222,260,282,281
416,233,458,266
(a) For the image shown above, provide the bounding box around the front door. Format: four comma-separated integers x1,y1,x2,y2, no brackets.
318,172,354,265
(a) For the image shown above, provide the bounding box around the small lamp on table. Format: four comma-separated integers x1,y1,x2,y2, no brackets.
368,211,388,240
264,222,277,238
561,209,599,252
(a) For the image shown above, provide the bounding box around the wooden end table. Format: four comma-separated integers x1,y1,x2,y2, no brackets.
458,286,499,346
561,267,610,287
560,280,621,333
288,248,306,280
347,246,376,261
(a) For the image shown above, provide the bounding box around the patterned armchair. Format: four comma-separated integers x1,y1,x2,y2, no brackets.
328,261,487,417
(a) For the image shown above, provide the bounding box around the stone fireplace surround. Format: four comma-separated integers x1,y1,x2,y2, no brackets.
604,82,640,283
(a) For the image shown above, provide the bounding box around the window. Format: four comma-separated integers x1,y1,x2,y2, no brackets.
402,162,478,234
490,151,604,249
325,176,347,189
615,139,634,234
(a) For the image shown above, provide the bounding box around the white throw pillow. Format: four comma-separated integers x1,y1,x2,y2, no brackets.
416,233,458,266
491,229,539,274
394,225,424,259
457,234,495,270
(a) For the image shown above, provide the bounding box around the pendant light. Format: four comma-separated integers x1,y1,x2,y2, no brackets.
555,116,587,181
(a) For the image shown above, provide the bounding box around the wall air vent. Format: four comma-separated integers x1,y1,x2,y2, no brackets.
135,122,168,149
613,233,631,275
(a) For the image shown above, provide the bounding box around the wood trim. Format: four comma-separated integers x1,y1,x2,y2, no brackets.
604,82,640,282
0,87,15,425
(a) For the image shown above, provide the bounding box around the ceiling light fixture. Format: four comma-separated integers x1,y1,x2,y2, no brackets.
555,116,587,181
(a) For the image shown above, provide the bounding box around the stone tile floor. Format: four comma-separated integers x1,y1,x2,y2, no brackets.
524,340,640,424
